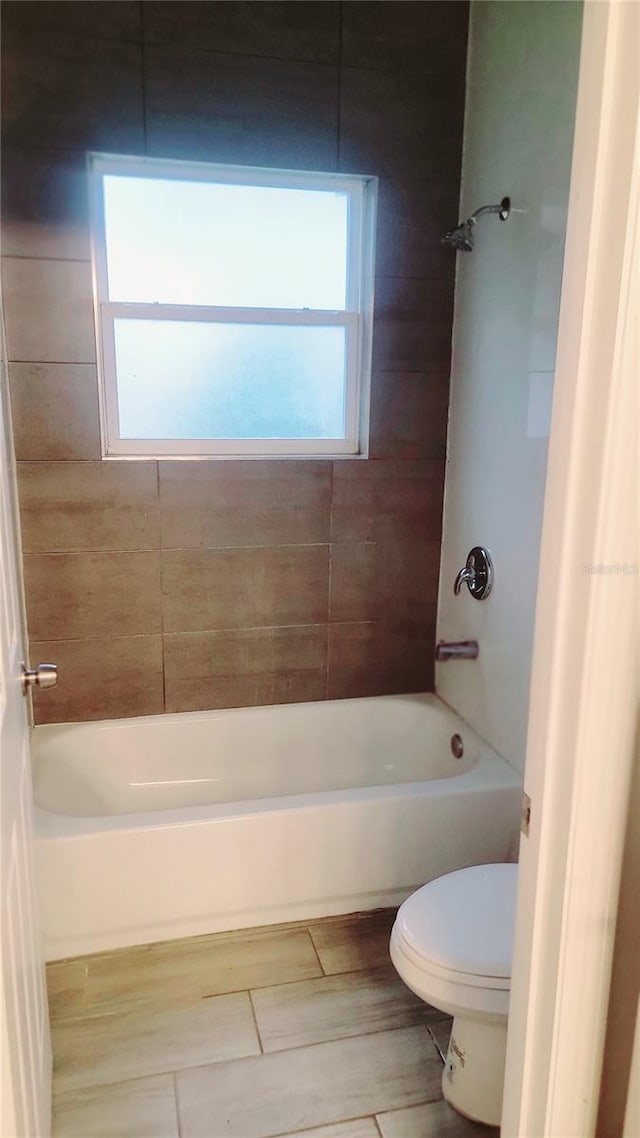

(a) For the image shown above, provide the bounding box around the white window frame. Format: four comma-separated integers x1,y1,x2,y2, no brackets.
88,153,377,460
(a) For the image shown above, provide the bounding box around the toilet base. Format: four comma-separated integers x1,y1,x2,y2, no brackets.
442,1014,507,1127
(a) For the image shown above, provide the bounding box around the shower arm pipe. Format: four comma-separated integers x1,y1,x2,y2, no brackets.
441,196,511,252
468,198,512,224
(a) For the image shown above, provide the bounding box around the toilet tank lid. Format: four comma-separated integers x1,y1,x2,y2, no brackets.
397,863,518,979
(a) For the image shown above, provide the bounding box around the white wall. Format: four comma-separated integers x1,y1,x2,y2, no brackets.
436,1,582,773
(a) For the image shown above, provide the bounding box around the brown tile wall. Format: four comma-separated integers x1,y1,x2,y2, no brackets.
0,0,468,723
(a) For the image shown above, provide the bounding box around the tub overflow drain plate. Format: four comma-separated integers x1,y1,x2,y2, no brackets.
451,734,464,759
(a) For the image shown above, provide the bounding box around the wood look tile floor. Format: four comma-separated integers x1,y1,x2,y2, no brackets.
49,911,498,1138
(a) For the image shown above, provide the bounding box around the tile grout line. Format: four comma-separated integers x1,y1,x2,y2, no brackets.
156,459,168,712
247,989,265,1054
336,0,343,171
305,925,327,977
426,1022,449,1065
171,1070,183,1138
270,1112,390,1138
326,458,336,697
140,0,148,157
372,1114,385,1138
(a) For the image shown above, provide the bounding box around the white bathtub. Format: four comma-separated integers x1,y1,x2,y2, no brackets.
32,693,521,961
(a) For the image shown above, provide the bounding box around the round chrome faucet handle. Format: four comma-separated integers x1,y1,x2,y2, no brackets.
453,565,476,595
453,547,494,601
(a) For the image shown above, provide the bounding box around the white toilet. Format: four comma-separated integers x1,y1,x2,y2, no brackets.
390,862,517,1127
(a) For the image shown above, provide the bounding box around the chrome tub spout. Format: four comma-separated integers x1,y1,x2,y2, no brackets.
435,640,479,662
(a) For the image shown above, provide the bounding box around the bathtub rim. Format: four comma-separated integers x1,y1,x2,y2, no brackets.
31,691,519,829
31,690,445,738
33,748,522,840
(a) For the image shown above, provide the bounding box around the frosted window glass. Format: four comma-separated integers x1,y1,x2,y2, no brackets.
103,177,348,310
113,320,347,440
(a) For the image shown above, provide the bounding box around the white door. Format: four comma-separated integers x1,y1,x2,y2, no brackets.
0,320,51,1133
502,1,640,1134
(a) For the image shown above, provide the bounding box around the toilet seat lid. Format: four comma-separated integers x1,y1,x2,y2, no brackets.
397,863,517,980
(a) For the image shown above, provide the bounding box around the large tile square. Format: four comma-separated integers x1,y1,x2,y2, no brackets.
8,363,101,461
3,258,95,364
159,460,331,550
142,1,340,64
339,68,464,180
24,551,161,641
161,546,329,633
18,461,160,553
369,371,450,461
82,925,323,1017
252,966,430,1053
52,991,260,1091
52,1074,179,1138
327,620,435,700
176,1025,441,1138
2,28,144,153
375,177,458,282
274,1125,378,1138
341,2,468,78
145,44,338,170
308,910,396,975
163,626,327,713
30,635,164,724
2,2,142,42
1,148,91,261
46,959,89,1024
329,539,441,624
377,1099,497,1138
330,460,445,545
372,277,455,374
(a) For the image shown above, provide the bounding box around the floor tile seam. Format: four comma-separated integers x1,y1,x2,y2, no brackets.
372,1115,385,1138
171,1070,182,1138
52,1066,181,1103
269,1112,389,1138
54,1022,442,1097
248,989,265,1054
203,1100,441,1138
372,1096,452,1130
426,1022,448,1064
247,963,416,1001
309,965,389,979
180,1020,444,1064
304,925,327,976
252,1011,438,1055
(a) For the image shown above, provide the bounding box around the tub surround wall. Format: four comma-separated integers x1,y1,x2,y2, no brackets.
436,0,582,771
0,0,468,724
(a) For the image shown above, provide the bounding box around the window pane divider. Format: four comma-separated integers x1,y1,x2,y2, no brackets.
102,302,357,329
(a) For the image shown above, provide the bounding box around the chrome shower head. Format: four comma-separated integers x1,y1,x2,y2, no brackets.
442,217,476,252
442,196,511,253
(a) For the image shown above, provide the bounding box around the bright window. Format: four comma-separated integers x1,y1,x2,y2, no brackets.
89,154,377,458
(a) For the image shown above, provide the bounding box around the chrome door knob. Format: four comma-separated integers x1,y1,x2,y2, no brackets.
453,546,494,600
21,662,58,694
